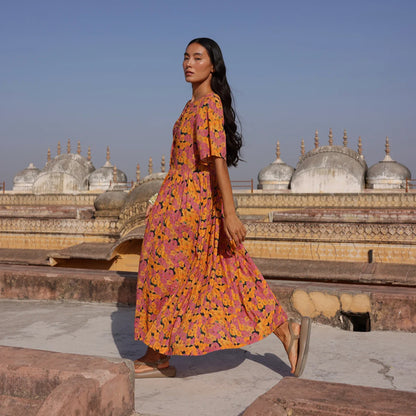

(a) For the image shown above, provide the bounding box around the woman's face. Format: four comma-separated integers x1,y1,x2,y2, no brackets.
183,42,214,85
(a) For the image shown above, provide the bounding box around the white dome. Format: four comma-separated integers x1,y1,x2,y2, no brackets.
13,163,41,193
88,161,127,191
33,153,95,194
258,158,294,191
367,155,411,189
291,146,367,193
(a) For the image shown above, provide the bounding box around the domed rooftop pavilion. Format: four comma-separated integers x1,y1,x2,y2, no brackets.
33,140,95,194
88,146,127,191
13,163,41,193
291,129,367,193
367,137,411,189
257,141,294,191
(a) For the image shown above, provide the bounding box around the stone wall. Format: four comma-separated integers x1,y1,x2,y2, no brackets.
0,191,415,264
235,192,416,264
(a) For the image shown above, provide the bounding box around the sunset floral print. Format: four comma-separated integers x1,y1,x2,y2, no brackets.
134,93,287,356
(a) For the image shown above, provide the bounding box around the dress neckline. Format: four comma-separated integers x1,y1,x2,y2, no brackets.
187,92,216,106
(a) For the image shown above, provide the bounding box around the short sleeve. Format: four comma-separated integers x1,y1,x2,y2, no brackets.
195,95,226,162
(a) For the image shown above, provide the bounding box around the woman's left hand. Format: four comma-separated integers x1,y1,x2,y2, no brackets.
223,213,246,247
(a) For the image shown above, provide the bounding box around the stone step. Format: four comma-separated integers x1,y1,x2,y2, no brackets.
243,377,416,416
0,346,134,416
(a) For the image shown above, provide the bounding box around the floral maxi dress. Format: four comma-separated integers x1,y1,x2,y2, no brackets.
135,92,287,356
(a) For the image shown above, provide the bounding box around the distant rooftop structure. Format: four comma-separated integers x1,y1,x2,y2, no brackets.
11,132,412,195
257,130,411,193
88,146,127,191
257,141,294,190
367,137,411,189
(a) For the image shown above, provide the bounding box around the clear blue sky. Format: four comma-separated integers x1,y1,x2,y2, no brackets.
1,0,415,188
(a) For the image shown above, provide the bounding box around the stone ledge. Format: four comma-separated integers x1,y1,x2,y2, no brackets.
0,264,137,305
253,258,416,287
0,345,134,416
0,264,415,331
242,377,416,416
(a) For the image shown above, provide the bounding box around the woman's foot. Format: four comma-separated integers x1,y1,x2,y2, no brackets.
274,320,300,373
274,317,311,377
134,348,171,376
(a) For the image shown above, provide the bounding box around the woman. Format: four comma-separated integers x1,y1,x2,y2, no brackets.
134,38,310,378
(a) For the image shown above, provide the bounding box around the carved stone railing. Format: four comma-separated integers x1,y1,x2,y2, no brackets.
245,221,416,245
235,192,416,210
0,217,118,238
0,193,99,206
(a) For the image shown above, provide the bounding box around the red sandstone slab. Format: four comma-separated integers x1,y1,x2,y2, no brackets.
243,377,416,416
0,394,42,416
0,264,137,305
253,258,416,287
0,345,134,416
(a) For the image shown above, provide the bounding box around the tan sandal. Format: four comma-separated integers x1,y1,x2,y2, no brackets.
288,317,311,377
134,356,176,379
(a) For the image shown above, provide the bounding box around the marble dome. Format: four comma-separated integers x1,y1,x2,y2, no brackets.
88,160,127,191
33,153,95,194
257,142,294,191
366,138,411,189
291,131,367,193
13,163,41,193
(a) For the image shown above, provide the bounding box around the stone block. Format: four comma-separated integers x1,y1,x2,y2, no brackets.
243,377,416,415
0,346,134,416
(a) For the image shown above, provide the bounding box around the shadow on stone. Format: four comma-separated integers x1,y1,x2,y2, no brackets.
110,297,290,378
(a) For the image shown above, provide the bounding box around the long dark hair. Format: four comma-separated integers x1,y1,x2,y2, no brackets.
188,38,243,167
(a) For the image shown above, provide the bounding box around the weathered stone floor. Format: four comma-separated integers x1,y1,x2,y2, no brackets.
0,299,415,416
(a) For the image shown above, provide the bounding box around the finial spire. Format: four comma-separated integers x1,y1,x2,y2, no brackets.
276,141,281,159
314,130,319,149
67,138,71,154
300,139,305,158
358,136,362,155
57,142,61,155
148,157,153,175
136,163,141,182
47,148,51,162
343,129,348,147
106,146,110,162
161,155,166,172
328,128,333,146
385,136,390,156
77,141,81,155
87,146,91,161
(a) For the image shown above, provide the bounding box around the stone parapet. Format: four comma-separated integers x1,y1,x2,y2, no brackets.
0,193,99,206
0,346,134,416
235,191,416,213
0,217,119,250
243,377,416,415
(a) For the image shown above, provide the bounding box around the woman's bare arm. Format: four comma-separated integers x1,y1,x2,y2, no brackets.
213,157,246,245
